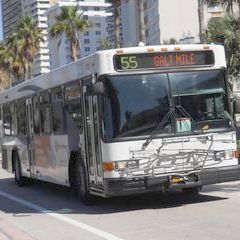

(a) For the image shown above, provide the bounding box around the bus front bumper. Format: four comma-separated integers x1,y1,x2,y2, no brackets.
104,165,240,197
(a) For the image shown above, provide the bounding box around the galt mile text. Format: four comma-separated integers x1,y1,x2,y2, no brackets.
114,50,214,71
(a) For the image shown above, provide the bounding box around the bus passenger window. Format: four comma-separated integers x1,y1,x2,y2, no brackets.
10,104,17,136
51,87,65,134
33,95,40,134
3,104,13,136
65,83,83,133
17,100,27,135
40,92,52,135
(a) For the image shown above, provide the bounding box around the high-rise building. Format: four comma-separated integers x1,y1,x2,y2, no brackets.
1,0,56,77
203,2,231,27
21,0,55,76
47,0,112,70
1,0,23,39
121,0,200,46
121,0,239,47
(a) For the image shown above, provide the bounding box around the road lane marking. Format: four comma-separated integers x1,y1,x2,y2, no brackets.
0,190,124,240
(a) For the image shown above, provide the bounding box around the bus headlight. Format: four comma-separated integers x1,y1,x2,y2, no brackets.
103,160,139,172
115,161,127,170
224,150,234,160
214,151,224,161
115,160,139,170
214,150,233,161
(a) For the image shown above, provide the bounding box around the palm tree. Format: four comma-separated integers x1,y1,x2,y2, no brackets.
0,42,11,90
100,38,113,50
198,0,240,43
198,0,205,43
110,0,122,48
207,14,240,76
7,16,43,80
50,6,92,62
7,32,26,80
163,38,179,45
137,0,146,44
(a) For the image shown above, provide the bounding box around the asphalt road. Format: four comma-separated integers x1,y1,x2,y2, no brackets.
0,168,239,240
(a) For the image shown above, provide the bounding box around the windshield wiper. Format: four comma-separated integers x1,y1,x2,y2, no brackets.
141,104,200,150
141,81,205,150
141,108,174,150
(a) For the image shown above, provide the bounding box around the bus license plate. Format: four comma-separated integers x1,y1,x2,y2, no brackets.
170,176,185,184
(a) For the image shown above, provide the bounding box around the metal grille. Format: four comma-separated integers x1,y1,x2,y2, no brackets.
126,148,216,177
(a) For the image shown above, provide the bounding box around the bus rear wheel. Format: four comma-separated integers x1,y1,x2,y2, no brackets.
14,153,26,186
75,159,94,205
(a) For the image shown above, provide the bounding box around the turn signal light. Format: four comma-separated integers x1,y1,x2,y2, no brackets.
174,47,181,51
102,162,114,171
161,48,168,52
147,48,154,52
116,50,124,54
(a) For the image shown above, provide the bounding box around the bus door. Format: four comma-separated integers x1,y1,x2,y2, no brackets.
82,82,103,189
26,98,35,178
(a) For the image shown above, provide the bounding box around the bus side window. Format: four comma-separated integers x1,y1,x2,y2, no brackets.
17,99,27,136
3,104,13,136
39,91,52,135
51,87,65,134
11,103,18,136
33,95,40,135
64,83,83,133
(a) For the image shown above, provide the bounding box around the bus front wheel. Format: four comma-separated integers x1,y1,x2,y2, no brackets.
75,159,94,205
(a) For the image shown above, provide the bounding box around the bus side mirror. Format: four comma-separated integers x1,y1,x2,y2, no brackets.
91,82,106,95
233,97,240,114
233,97,240,124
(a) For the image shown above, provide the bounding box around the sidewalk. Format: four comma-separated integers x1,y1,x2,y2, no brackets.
0,218,37,240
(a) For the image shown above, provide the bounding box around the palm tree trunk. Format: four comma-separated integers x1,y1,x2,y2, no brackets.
198,0,205,43
78,36,82,59
113,0,121,48
138,0,146,44
24,62,28,80
7,68,11,88
70,40,78,62
28,62,33,80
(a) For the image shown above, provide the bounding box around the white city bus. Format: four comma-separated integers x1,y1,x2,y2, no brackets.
1,44,240,203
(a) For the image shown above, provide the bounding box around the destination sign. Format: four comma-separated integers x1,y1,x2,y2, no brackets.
114,50,214,71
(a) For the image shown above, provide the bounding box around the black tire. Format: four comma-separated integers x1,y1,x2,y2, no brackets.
14,153,26,186
75,159,94,205
182,186,200,195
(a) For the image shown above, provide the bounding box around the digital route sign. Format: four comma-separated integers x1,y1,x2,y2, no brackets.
114,50,214,71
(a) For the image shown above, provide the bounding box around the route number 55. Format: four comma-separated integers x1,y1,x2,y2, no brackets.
120,56,138,69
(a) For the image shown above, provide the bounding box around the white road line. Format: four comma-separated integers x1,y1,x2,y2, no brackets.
0,190,124,240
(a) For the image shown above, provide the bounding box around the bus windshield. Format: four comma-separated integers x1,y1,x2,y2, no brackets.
101,69,232,140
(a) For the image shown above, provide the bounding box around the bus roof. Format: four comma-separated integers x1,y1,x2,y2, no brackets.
0,44,226,104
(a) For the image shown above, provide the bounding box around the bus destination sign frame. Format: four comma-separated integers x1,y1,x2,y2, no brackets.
114,50,215,71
